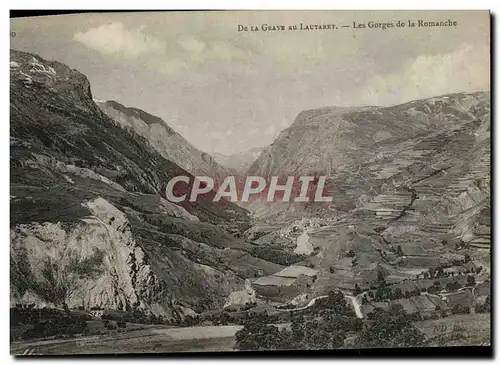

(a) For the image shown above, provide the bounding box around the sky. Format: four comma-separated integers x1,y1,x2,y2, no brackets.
10,11,490,155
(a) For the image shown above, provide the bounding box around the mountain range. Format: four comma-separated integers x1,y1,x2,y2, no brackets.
10,49,490,325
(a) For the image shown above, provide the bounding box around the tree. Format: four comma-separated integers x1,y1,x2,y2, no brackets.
375,288,385,302
436,267,444,278
354,284,362,296
22,317,88,340
377,271,385,283
235,316,299,351
445,281,461,292
428,267,436,278
325,290,350,315
479,295,491,313
235,308,355,351
452,304,467,315
427,286,438,294
466,275,476,287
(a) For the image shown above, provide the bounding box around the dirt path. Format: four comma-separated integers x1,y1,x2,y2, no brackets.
345,295,363,318
294,229,314,255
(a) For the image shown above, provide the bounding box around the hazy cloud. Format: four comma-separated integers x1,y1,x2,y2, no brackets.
74,22,247,75
358,43,490,105
74,22,165,58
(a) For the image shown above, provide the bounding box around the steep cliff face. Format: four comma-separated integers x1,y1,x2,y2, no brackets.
96,100,232,185
10,50,281,318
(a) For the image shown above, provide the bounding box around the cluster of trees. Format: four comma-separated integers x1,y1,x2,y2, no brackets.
445,281,462,292
364,279,421,303
426,276,473,293
102,309,170,325
11,306,94,341
416,259,482,281
234,291,425,351
102,319,126,330
235,291,360,351
313,290,353,315
451,304,471,315
346,249,356,258
344,250,359,266
224,302,257,313
476,295,491,313
11,306,75,326
392,245,405,257
417,267,449,280
250,246,305,266
235,317,295,351
355,305,425,348
21,317,88,340
363,277,468,304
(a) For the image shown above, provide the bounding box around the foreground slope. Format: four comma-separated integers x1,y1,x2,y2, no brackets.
10,50,281,319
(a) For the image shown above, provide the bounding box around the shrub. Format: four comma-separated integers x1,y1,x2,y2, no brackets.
466,275,476,287
105,322,117,330
445,281,461,292
22,317,88,340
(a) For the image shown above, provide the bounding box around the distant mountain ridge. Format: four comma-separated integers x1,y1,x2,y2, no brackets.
95,99,232,185
213,147,264,175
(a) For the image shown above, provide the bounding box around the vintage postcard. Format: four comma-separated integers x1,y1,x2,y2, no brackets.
10,10,490,355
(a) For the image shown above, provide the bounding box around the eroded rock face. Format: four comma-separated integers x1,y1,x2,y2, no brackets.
11,197,155,311
224,279,256,308
10,50,281,319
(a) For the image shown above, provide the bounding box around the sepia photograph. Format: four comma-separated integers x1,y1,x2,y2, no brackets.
9,10,491,356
